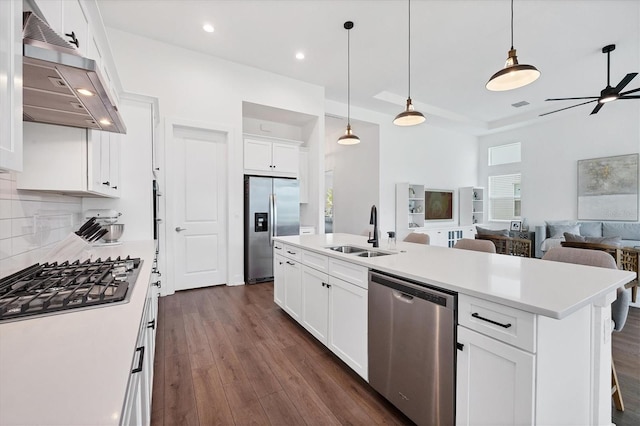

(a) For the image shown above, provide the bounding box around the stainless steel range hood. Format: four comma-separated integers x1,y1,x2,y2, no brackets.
22,11,126,134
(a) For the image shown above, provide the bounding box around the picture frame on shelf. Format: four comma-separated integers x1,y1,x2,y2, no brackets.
510,220,522,231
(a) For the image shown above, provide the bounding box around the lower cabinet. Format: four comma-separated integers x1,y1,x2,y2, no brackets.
122,285,157,426
327,275,368,379
283,258,302,321
275,245,368,381
455,326,535,426
273,253,285,308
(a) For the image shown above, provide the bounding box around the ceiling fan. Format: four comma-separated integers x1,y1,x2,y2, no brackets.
541,44,640,116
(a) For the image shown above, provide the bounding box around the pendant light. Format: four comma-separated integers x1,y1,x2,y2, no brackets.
486,0,540,91
338,21,360,145
393,0,425,126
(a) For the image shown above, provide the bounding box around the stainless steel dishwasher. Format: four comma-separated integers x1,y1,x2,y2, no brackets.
368,270,457,426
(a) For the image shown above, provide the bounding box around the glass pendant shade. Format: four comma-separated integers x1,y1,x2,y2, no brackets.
486,48,540,91
337,124,360,145
393,98,426,126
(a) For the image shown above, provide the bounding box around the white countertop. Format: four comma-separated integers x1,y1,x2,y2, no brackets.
275,233,635,319
0,240,155,426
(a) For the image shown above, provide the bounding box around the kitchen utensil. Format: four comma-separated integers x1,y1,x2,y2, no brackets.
76,217,96,236
82,223,102,240
85,225,105,242
101,224,125,243
91,228,109,242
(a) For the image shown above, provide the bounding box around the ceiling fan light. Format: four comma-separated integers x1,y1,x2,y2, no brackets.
599,95,618,104
393,98,426,126
486,49,540,91
338,124,360,145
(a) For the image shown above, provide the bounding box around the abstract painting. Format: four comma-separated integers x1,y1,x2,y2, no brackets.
578,154,639,220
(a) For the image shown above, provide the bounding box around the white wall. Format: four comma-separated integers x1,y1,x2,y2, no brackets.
106,28,325,286
326,100,479,236
478,103,640,227
325,116,380,236
0,172,82,276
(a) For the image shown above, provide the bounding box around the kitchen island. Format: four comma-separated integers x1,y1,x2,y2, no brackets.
0,240,156,425
274,233,635,425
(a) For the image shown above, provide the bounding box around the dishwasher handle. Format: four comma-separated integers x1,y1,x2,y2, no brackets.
393,290,415,303
369,270,456,310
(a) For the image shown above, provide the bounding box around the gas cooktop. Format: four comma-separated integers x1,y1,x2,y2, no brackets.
0,257,142,323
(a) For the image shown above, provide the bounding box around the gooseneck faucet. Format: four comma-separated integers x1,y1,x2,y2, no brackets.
368,205,379,248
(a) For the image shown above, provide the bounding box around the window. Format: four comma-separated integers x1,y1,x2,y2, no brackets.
489,174,521,221
489,142,521,166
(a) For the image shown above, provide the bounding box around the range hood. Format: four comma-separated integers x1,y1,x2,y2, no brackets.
22,11,126,134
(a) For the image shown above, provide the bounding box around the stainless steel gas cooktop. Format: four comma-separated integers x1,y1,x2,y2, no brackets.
0,257,142,323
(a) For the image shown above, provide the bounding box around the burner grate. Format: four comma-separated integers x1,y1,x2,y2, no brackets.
0,256,141,322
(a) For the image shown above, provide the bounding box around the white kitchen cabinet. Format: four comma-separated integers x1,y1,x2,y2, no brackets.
273,252,285,308
456,326,535,426
283,258,302,321
0,0,23,172
327,275,368,380
301,265,329,344
34,0,63,33
62,0,89,56
244,136,300,177
122,284,157,426
17,123,120,197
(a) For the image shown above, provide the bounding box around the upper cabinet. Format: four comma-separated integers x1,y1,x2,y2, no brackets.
17,123,120,198
243,135,300,177
0,0,23,172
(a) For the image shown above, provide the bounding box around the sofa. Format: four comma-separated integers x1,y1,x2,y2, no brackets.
534,221,640,258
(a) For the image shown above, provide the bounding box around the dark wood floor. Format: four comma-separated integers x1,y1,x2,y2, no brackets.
151,283,640,426
150,282,412,425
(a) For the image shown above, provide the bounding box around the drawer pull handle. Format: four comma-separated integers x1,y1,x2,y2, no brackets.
471,312,512,328
287,250,296,255
132,346,145,373
286,261,295,266
147,319,156,330
275,246,282,250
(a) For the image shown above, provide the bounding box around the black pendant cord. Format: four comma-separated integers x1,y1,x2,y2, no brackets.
510,0,514,50
407,0,412,99
606,50,611,87
347,26,351,126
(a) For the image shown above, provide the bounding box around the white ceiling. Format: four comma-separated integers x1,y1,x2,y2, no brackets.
97,0,640,134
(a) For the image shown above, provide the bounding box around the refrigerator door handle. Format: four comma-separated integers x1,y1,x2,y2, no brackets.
268,194,274,247
273,194,278,238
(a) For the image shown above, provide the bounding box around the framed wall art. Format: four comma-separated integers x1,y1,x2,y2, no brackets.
577,153,639,221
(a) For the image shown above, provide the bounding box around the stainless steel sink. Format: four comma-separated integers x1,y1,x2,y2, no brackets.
327,245,367,254
357,251,391,257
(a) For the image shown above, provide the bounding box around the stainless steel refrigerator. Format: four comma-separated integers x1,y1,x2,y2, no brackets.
244,175,300,284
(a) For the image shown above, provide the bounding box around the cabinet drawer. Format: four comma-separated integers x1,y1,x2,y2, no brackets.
283,244,301,261
328,258,368,289
458,294,536,353
301,249,328,273
274,241,285,254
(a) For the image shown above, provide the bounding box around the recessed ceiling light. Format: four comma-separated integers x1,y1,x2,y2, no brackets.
77,88,94,97
203,23,214,33
295,52,305,60
99,119,112,126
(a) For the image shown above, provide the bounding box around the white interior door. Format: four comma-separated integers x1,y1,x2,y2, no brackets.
170,124,227,290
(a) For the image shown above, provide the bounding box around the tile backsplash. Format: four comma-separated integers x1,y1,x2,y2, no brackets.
0,172,82,277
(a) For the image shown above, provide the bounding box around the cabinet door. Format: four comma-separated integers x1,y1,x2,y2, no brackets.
109,133,121,195
299,149,309,203
272,142,299,175
273,254,285,308
301,265,329,344
244,138,272,172
456,326,535,426
61,1,89,56
283,259,302,321
87,130,102,191
0,0,23,172
34,0,63,33
328,276,368,380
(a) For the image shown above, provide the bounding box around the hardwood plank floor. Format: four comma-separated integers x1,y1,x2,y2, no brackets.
151,283,639,426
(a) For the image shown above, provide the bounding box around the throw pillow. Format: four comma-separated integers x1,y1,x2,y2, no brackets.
545,220,578,238
476,226,509,237
563,232,586,242
549,224,580,239
579,222,602,237
586,236,622,246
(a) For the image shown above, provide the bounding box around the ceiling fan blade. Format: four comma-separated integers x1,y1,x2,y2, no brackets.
614,73,638,92
539,99,598,117
620,87,640,96
545,96,599,101
590,103,604,115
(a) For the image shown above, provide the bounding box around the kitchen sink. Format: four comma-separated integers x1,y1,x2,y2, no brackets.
356,251,392,257
327,245,367,254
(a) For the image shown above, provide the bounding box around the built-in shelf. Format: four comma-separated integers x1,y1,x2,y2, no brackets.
460,187,484,226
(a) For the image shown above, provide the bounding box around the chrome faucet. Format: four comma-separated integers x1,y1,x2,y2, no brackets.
368,205,379,248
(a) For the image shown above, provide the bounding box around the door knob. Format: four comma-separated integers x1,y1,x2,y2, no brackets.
175,227,187,232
